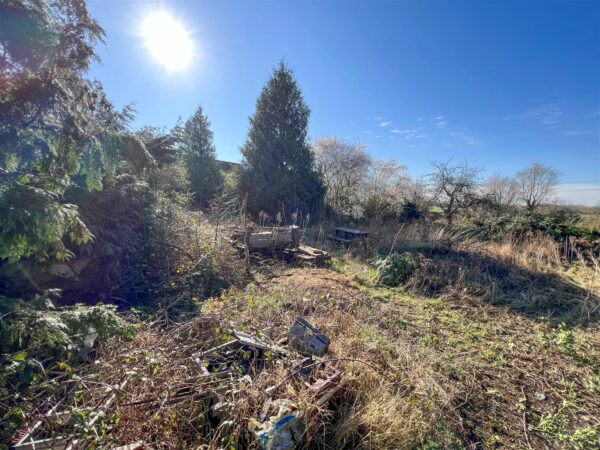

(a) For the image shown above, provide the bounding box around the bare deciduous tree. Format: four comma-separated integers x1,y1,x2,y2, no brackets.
401,177,431,212
361,160,411,220
429,161,481,226
313,137,371,217
483,175,519,208
516,163,559,211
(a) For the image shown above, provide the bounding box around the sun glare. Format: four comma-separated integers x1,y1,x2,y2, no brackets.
140,11,194,72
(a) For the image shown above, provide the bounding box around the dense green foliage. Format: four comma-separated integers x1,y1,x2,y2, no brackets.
0,0,155,262
240,62,324,217
182,105,222,206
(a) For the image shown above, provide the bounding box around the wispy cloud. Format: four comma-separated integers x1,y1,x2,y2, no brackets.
389,128,429,140
379,121,391,128
432,116,482,145
385,116,481,145
508,102,564,129
447,130,482,146
560,129,594,136
433,115,448,129
365,116,384,121
508,102,599,138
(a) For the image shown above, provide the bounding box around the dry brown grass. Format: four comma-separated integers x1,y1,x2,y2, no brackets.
52,268,460,449
27,219,599,449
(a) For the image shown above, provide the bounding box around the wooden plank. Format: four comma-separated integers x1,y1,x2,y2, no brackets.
294,254,316,261
13,436,70,450
297,245,326,256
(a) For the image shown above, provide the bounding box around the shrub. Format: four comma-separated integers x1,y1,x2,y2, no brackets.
400,200,421,222
186,251,229,298
467,211,600,246
374,252,420,286
0,291,135,358
0,291,136,440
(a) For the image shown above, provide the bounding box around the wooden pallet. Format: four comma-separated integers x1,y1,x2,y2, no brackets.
288,245,330,265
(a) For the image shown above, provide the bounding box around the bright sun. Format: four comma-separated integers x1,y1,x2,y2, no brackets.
141,11,194,72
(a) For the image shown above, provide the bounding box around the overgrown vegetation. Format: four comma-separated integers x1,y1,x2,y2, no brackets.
1,1,599,448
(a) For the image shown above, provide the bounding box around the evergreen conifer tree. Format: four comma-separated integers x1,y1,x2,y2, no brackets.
239,62,324,217
182,105,222,206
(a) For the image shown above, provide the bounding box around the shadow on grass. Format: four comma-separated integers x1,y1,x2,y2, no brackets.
401,245,599,327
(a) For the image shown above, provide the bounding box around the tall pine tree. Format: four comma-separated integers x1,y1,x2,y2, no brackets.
240,62,324,217
182,105,222,207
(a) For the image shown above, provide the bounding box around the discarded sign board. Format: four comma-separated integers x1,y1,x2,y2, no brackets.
305,365,343,406
288,317,330,357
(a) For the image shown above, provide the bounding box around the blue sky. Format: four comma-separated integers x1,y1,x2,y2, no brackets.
87,0,600,203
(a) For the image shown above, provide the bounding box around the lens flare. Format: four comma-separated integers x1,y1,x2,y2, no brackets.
140,11,194,72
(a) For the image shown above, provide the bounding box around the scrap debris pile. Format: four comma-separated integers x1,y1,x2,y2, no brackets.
230,226,330,266
10,315,343,450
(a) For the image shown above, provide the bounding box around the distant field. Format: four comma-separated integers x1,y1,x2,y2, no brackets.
579,211,600,231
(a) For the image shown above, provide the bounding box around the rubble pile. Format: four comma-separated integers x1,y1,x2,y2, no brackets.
229,226,330,266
